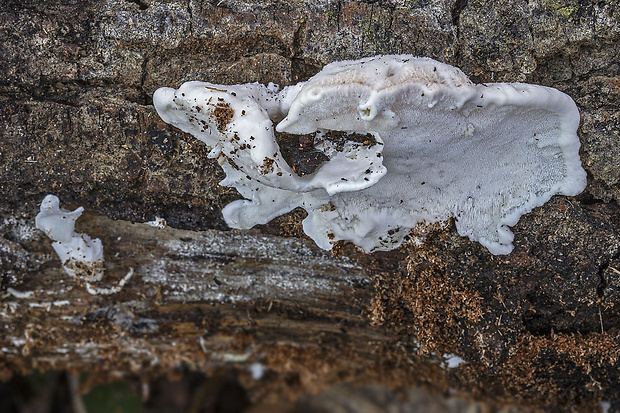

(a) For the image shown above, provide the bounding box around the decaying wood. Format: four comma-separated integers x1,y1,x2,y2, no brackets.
1,0,620,410
0,208,375,365
6,203,505,412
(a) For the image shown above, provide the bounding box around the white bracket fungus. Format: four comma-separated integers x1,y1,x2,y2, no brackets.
154,55,586,255
35,195,133,294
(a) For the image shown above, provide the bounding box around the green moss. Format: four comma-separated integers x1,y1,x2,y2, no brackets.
327,11,335,25
550,1,578,18
557,6,576,18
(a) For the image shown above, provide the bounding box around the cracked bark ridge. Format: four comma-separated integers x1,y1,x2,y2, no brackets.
0,0,619,410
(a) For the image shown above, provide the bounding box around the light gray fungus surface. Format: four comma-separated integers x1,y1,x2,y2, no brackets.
154,55,586,255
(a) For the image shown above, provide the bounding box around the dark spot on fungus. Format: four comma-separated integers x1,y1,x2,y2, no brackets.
213,102,234,132
260,157,275,174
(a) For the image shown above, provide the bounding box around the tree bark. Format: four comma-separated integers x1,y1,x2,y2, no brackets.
1,0,619,410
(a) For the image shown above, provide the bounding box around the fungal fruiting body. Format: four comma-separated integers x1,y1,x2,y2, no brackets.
35,194,104,281
35,195,134,294
153,55,586,255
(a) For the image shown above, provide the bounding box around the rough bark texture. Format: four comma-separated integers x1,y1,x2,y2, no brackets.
0,0,619,411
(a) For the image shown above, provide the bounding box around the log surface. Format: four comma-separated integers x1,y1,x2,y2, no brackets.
1,0,619,410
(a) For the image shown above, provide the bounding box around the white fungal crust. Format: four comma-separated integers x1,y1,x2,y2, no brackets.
152,82,385,197
35,195,104,281
154,55,587,255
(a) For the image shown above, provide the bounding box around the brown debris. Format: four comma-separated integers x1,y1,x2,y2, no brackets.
213,102,234,132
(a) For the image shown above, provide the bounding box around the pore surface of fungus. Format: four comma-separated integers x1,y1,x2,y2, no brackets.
153,55,586,255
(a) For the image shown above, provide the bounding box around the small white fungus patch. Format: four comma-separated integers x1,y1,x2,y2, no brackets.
154,55,587,255
5,288,34,299
249,363,266,380
146,217,167,229
35,195,133,295
443,353,467,368
35,195,104,282
599,401,611,413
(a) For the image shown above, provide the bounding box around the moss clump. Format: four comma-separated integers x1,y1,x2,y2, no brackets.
551,2,578,18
